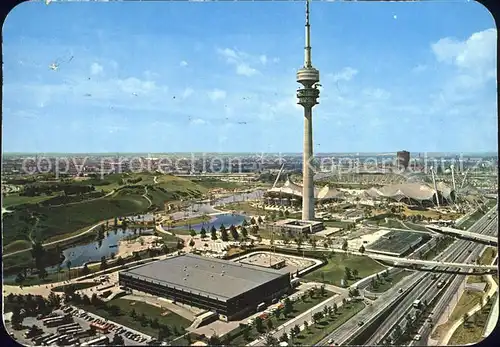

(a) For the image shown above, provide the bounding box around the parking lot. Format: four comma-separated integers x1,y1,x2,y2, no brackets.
70,306,151,344
8,306,153,346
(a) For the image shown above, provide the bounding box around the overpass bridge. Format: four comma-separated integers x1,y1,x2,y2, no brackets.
426,224,498,245
347,250,497,271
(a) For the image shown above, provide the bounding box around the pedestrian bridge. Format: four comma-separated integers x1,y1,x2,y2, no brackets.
426,224,498,245
365,252,497,271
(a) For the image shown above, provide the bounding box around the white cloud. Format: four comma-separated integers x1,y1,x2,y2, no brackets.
180,60,188,67
432,28,496,80
190,118,206,125
236,63,258,77
208,89,226,101
362,88,391,100
181,87,194,99
329,67,358,82
116,77,157,94
90,62,103,75
412,64,427,73
217,47,261,77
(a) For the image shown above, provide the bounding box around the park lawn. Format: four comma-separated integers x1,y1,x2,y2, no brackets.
170,215,211,227
479,247,497,265
229,290,336,345
449,299,495,345
2,190,150,246
324,220,354,229
460,209,486,230
485,199,496,208
304,253,386,287
403,222,431,232
431,289,483,340
3,194,55,207
3,239,32,253
80,298,190,337
194,178,243,190
368,271,412,293
402,206,462,220
155,175,208,194
297,301,365,345
258,228,286,241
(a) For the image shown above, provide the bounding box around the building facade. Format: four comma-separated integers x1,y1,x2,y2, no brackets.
397,151,410,170
118,254,292,321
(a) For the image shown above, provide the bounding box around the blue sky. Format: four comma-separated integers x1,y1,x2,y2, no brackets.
2,0,497,153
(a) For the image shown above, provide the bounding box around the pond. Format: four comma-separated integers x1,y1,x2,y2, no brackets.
170,213,248,232
49,227,154,270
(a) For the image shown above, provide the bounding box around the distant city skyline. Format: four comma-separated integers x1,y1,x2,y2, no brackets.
3,1,497,153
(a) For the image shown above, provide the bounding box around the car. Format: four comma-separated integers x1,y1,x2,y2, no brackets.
358,321,364,326
413,334,421,341
327,338,334,344
398,288,403,293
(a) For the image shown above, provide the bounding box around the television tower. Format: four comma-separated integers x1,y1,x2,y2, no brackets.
297,0,320,221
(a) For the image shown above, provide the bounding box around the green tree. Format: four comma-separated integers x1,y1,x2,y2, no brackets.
241,227,248,240
255,316,265,333
345,267,352,280
312,312,323,325
200,227,207,239
359,245,365,254
209,333,221,346
100,256,107,271
190,229,197,237
265,334,279,347
112,334,125,345
242,325,251,341
221,228,229,242
266,319,274,331
342,239,348,251
283,298,293,317
189,239,196,247
274,307,282,320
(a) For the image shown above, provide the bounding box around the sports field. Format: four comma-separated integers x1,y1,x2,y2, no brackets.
367,230,423,256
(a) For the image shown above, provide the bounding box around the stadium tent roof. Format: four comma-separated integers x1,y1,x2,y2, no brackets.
267,179,343,200
363,182,455,203
317,185,343,199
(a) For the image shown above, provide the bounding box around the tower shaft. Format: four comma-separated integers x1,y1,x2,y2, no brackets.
302,108,315,221
297,0,319,221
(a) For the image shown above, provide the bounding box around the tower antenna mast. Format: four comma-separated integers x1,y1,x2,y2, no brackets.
297,0,320,221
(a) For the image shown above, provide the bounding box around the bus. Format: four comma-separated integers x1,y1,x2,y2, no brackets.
32,333,53,344
89,322,110,334
81,335,110,346
413,299,422,308
257,302,266,311
57,323,80,332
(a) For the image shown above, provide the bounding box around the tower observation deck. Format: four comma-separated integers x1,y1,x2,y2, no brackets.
297,0,320,221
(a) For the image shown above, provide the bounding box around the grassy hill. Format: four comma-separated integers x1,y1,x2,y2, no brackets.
2,174,209,249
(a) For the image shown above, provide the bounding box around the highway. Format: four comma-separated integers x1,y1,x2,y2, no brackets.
365,209,498,346
317,204,497,346
412,214,498,346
